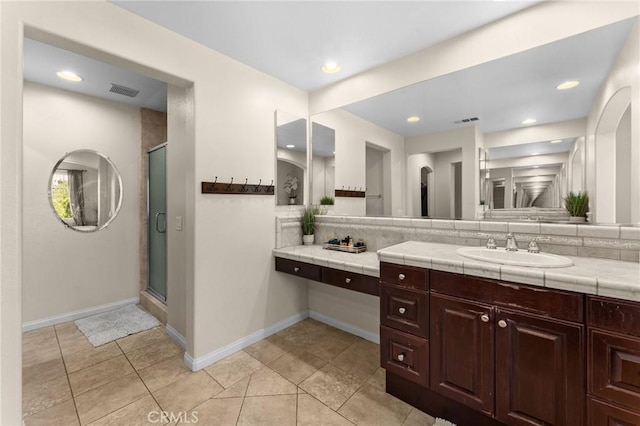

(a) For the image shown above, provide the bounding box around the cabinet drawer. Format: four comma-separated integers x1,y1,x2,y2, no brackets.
588,296,640,338
380,325,429,387
321,268,379,296
275,258,321,281
380,284,428,338
589,397,640,426
590,329,640,411
431,270,584,323
380,262,428,290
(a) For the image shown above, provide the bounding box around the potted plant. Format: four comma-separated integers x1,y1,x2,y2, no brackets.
320,196,334,206
284,174,298,205
301,205,321,245
564,191,589,222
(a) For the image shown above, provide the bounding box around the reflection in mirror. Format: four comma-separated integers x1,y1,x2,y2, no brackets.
311,122,335,205
309,17,638,223
276,111,307,206
49,150,122,232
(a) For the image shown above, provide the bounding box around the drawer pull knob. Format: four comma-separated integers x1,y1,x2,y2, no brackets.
294,267,300,272
481,314,489,323
397,353,405,362
345,278,351,284
398,307,406,314
398,274,406,281
498,320,507,328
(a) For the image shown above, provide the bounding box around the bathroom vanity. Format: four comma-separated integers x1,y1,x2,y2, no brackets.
273,240,640,426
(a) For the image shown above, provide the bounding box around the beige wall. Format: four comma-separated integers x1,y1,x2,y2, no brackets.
22,82,141,324
1,2,309,422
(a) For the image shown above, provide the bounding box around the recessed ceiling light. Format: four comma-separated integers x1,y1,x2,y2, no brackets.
407,116,421,123
533,165,540,168
56,71,83,82
321,62,341,74
550,139,562,144
530,152,540,156
286,144,295,148
556,81,580,90
522,118,537,125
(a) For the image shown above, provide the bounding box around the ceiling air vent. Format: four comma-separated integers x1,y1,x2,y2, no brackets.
452,117,479,124
109,83,139,98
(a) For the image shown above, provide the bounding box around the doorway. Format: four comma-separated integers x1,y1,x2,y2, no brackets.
420,166,432,217
366,144,391,216
147,143,167,302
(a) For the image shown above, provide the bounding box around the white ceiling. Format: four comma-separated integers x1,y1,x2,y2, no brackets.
23,38,168,112
22,1,635,144
112,0,540,92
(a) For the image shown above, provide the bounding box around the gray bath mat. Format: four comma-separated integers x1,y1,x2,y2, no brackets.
435,419,456,426
75,304,161,346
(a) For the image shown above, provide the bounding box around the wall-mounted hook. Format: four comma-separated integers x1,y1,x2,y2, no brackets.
212,176,218,191
241,178,248,192
269,180,274,192
225,177,234,192
254,179,262,193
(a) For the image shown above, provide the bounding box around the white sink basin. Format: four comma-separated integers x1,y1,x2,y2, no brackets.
456,247,573,268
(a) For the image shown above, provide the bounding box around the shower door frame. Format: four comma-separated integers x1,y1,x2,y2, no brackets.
147,142,167,302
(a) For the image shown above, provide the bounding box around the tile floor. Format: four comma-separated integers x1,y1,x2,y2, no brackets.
22,317,437,425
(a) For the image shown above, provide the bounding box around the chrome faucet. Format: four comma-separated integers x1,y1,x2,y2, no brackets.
528,238,540,253
505,233,518,252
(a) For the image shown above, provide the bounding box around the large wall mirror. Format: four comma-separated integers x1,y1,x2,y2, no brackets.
276,110,307,206
308,16,638,224
48,149,123,232
311,122,335,205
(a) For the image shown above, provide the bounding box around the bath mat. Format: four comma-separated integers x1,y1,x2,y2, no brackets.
75,304,161,347
434,419,456,426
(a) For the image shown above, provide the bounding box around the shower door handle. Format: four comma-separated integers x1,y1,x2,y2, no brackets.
155,212,167,233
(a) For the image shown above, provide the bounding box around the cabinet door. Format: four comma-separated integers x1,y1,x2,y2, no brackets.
589,397,640,426
495,310,584,426
430,293,495,416
589,329,640,411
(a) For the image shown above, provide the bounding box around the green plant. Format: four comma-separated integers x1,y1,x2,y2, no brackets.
479,200,486,206
563,191,589,217
320,196,334,205
301,206,321,235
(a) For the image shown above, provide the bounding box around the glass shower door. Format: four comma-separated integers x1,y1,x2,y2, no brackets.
148,144,167,301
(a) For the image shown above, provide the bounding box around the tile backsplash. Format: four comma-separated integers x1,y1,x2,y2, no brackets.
276,215,640,263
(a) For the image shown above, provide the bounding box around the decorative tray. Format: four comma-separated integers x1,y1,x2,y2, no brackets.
322,243,367,254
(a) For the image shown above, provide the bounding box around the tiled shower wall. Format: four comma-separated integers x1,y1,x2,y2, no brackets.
276,215,640,263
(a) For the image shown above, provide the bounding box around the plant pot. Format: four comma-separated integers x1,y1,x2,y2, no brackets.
302,234,314,245
569,216,586,223
288,197,297,205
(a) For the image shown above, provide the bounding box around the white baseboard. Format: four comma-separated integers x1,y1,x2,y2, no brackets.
165,324,187,350
184,310,309,371
309,310,380,344
22,297,140,332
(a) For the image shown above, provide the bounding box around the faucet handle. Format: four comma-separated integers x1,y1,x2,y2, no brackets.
486,237,497,249
528,239,540,253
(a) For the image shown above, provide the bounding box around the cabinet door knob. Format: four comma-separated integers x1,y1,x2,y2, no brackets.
345,278,351,284
498,319,507,328
294,267,300,272
398,274,406,281
398,307,406,314
481,314,490,323
397,353,405,362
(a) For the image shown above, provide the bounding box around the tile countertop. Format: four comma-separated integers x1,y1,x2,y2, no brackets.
378,241,640,302
273,245,380,277
273,241,640,302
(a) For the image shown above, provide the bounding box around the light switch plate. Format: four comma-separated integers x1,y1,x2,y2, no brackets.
175,216,183,231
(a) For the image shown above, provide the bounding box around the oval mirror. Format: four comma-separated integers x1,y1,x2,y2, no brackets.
48,150,123,232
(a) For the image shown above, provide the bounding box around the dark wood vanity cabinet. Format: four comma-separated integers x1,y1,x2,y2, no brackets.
587,296,640,425
275,257,379,296
379,262,430,387
429,274,585,426
384,267,588,426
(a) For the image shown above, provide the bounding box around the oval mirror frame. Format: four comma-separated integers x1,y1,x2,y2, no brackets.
48,149,123,232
